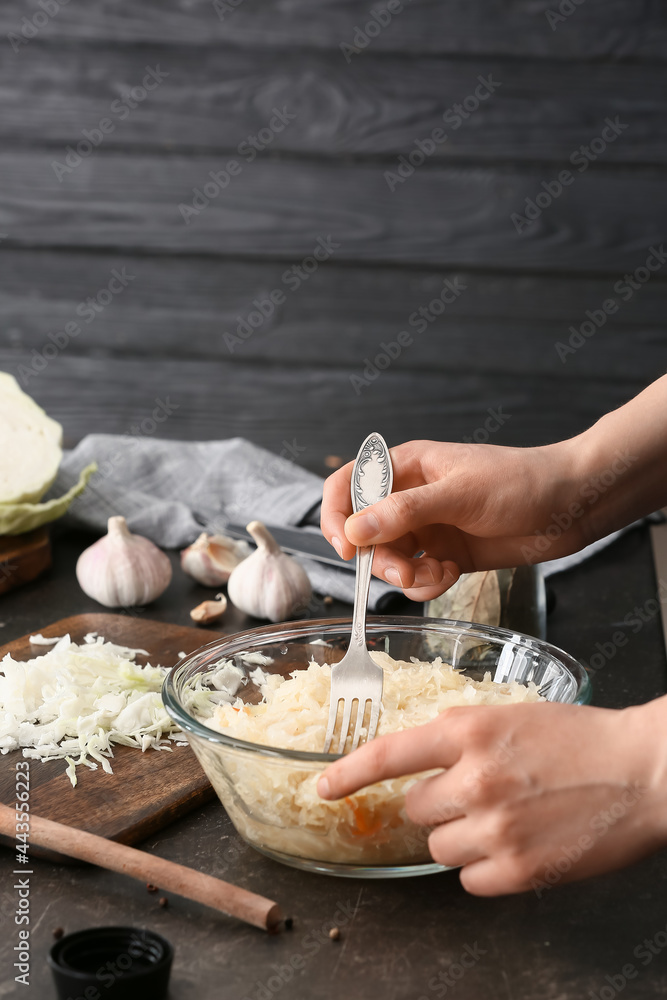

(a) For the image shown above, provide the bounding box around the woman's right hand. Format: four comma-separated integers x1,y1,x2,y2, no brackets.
321,437,589,602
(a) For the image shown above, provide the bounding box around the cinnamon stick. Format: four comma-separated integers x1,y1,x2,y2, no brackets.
0,803,284,931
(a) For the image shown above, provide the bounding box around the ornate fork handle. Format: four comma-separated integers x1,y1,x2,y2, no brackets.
348,433,393,648
352,434,393,513
350,545,375,649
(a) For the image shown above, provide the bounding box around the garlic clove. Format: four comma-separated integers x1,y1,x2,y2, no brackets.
227,520,312,623
180,532,250,586
190,593,227,625
76,515,172,608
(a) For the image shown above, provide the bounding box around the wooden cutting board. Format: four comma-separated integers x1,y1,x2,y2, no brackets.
0,613,224,857
0,527,52,595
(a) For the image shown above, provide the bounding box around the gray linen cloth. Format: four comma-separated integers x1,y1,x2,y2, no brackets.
540,524,643,578
49,434,400,610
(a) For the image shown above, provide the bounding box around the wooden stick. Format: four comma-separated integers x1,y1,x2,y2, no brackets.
0,804,284,931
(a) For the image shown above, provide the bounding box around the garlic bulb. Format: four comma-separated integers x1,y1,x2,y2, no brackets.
180,532,250,586
76,516,172,607
190,593,227,625
227,520,312,623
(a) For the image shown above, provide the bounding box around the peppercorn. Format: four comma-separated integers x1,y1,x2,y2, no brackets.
159,897,169,908
146,883,158,893
53,927,64,940
329,927,340,941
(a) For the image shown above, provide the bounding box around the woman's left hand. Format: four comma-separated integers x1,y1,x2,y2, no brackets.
317,699,667,895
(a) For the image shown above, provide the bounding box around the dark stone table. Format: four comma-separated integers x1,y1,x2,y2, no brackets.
1,523,666,999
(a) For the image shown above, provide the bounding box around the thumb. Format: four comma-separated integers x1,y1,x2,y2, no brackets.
344,483,448,545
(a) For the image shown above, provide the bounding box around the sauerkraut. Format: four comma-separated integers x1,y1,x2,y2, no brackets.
199,650,542,868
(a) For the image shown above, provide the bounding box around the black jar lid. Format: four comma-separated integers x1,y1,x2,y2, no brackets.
48,925,173,1000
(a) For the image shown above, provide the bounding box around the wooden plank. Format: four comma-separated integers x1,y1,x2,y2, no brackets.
1,154,665,272
0,614,219,850
3,251,667,379
3,46,667,164
0,0,664,59
5,250,667,331
0,351,651,458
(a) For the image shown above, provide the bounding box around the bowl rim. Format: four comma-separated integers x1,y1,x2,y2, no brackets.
162,615,591,762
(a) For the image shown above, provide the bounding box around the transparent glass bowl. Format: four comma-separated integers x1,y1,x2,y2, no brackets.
163,616,591,879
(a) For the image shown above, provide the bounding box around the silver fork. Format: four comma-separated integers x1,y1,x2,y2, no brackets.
323,432,394,754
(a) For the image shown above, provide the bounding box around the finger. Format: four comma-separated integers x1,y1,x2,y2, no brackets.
344,483,451,547
320,461,356,559
405,771,466,827
371,546,460,594
367,535,424,571
318,714,463,800
321,441,446,558
427,820,486,869
400,563,461,602
461,824,664,897
458,856,529,897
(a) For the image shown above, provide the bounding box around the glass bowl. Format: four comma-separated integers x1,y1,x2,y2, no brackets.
163,616,591,879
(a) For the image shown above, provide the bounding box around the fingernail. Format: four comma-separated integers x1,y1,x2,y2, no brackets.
331,536,343,558
317,776,331,799
385,567,402,587
348,511,380,542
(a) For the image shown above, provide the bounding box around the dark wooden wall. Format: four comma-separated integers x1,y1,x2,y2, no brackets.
1,0,667,473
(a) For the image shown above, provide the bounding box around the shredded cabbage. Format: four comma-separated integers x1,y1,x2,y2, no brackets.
203,651,543,866
213,650,542,752
0,632,186,786
28,633,63,646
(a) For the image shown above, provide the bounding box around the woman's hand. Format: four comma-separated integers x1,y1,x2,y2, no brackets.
317,699,667,896
322,374,667,601
321,437,589,601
